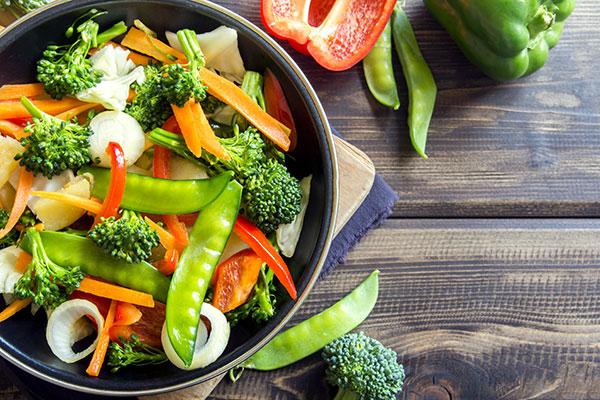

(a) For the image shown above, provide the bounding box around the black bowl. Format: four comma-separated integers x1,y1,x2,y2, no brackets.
0,0,338,395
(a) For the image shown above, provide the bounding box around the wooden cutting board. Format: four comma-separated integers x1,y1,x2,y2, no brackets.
143,136,375,400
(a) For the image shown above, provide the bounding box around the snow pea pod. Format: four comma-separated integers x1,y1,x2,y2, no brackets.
166,181,242,366
392,3,437,159
363,20,400,110
19,231,170,302
79,166,233,215
241,270,379,371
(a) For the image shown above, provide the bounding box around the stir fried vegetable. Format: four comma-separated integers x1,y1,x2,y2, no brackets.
107,334,168,372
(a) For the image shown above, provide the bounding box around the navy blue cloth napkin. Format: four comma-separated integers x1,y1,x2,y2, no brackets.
1,131,398,400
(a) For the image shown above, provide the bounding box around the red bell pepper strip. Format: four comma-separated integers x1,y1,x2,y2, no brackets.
233,215,297,300
153,248,179,276
264,68,297,151
261,0,396,71
94,142,126,225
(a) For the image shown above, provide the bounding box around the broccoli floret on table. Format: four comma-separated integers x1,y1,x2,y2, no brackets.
226,264,276,326
15,97,92,178
89,209,159,263
15,228,84,309
322,332,405,400
148,126,301,233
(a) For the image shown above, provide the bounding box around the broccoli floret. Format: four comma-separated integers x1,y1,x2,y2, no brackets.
107,334,168,373
0,0,54,17
160,62,207,107
15,228,84,309
322,332,405,400
226,264,276,326
125,64,173,131
0,209,19,249
148,127,301,233
14,97,92,178
88,209,159,263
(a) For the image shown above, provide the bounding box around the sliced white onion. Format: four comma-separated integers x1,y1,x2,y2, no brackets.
89,111,146,167
46,299,104,363
162,303,229,370
0,246,23,294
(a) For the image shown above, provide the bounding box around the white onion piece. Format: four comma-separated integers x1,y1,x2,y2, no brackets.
89,111,146,167
46,299,104,363
0,246,23,293
162,303,229,370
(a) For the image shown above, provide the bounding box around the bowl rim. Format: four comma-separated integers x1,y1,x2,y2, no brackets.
0,0,339,396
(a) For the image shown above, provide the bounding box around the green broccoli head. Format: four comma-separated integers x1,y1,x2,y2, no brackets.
322,332,405,400
107,334,168,373
14,228,84,309
126,64,174,132
0,209,19,250
36,11,104,99
15,98,92,178
226,264,276,326
89,209,159,263
161,63,207,108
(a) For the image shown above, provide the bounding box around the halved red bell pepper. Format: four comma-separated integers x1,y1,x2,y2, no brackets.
261,0,396,71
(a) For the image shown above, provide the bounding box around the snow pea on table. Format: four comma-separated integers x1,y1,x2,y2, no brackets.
79,166,233,215
165,181,242,366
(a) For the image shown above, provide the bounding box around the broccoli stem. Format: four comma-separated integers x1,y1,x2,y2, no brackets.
241,71,266,111
333,389,360,400
177,29,205,69
20,97,44,120
97,21,128,45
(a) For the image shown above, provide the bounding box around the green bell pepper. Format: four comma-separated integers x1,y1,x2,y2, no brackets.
424,0,576,81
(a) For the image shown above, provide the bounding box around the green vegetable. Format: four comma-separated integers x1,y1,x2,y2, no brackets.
239,270,379,371
15,97,92,178
79,166,233,215
125,64,174,132
36,10,127,99
424,0,576,81
166,181,242,367
160,63,207,108
235,71,266,129
392,3,437,159
15,228,84,309
107,334,168,373
148,127,301,233
363,20,400,110
0,0,54,17
226,264,276,326
0,208,37,249
19,231,170,302
88,209,159,263
322,332,405,400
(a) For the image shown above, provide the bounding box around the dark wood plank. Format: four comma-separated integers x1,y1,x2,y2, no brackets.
215,0,600,218
212,219,600,400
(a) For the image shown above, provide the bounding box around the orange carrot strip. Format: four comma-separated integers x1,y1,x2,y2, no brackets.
171,101,203,157
86,299,117,377
0,98,87,119
0,84,45,101
0,169,33,240
0,120,21,138
30,191,103,214
190,100,230,159
0,298,32,323
144,216,176,250
15,252,32,273
78,277,155,308
162,214,189,252
55,103,99,121
200,68,291,151
120,27,186,64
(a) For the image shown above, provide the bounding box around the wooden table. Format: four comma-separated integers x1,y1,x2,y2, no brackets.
1,1,599,399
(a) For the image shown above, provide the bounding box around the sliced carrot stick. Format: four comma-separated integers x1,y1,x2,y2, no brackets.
190,100,230,160
0,298,32,323
0,84,45,101
78,277,155,308
199,68,291,151
162,214,189,252
55,103,99,121
15,251,32,273
0,168,33,240
0,98,87,119
30,191,103,214
144,216,176,250
0,120,21,138
86,299,117,377
171,101,203,157
121,27,186,64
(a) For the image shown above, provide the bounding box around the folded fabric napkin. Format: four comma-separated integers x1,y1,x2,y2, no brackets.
0,133,398,400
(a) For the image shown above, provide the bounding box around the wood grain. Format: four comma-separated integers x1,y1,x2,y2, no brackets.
212,219,600,400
